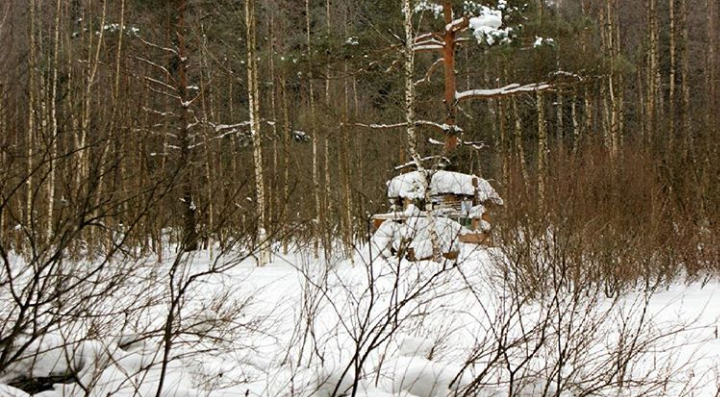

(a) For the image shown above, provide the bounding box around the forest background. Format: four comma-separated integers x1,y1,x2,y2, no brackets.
0,0,718,287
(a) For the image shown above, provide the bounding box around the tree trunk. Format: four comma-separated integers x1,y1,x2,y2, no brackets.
26,0,36,236
679,0,691,156
403,0,420,164
607,0,619,156
708,0,718,138
537,92,547,209
281,74,291,255
584,86,593,139
512,97,528,185
646,0,660,141
571,94,579,152
246,0,269,265
175,0,198,252
200,28,215,255
442,1,459,152
47,0,62,244
269,13,279,238
669,0,677,146
341,10,354,255
306,0,321,257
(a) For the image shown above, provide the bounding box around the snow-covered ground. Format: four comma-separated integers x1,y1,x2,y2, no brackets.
2,244,720,397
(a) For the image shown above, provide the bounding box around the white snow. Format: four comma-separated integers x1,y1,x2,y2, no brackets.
3,247,720,397
387,171,428,200
372,215,462,259
467,6,512,45
386,171,503,205
413,0,444,18
456,82,551,101
0,385,30,397
533,36,555,47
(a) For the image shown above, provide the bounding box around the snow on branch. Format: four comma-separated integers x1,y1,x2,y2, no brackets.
428,137,485,150
137,36,178,56
413,33,444,52
213,121,252,132
455,82,551,101
550,70,585,82
413,43,445,52
355,121,462,134
211,120,310,143
354,122,406,130
416,120,463,134
445,17,470,33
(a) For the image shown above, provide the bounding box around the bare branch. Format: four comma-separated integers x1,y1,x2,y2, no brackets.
415,58,444,86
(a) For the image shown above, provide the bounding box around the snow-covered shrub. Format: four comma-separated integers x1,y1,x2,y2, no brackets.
372,211,462,261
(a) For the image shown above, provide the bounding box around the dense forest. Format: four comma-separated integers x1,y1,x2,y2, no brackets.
0,0,718,281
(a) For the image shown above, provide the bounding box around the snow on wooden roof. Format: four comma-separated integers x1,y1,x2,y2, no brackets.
387,170,503,205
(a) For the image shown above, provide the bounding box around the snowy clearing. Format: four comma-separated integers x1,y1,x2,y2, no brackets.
2,245,720,397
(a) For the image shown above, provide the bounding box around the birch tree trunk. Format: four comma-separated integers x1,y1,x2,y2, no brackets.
306,0,321,257
281,74,291,255
269,13,279,234
246,0,269,265
47,0,62,243
607,0,619,156
200,28,215,254
175,0,198,252
537,92,547,209
341,9,354,254
512,97,528,185
406,0,442,259
26,0,36,234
